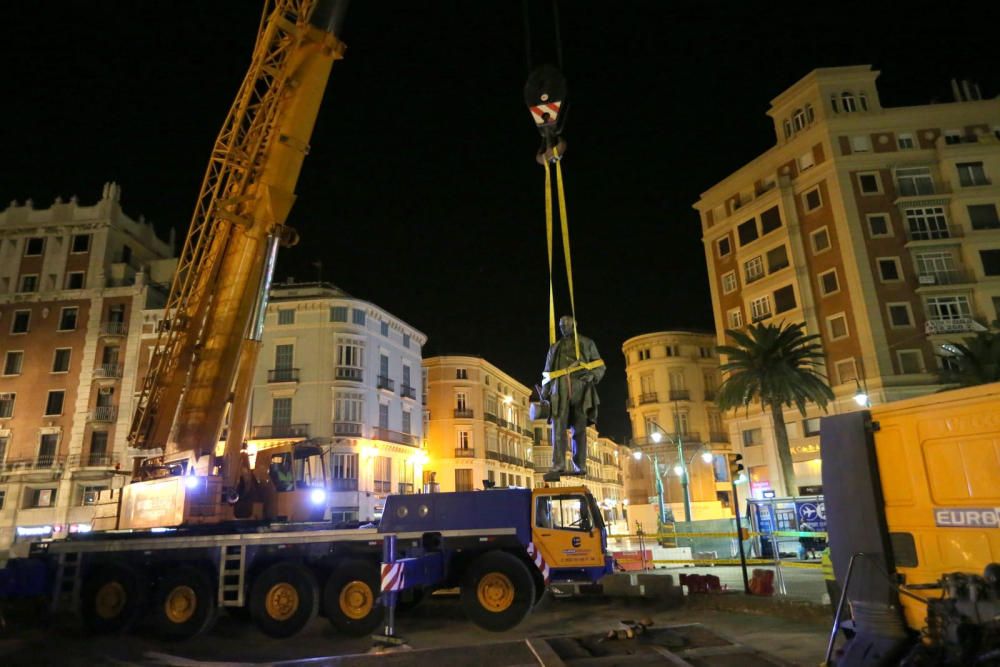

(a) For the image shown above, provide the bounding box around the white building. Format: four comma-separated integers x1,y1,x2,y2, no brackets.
248,280,427,523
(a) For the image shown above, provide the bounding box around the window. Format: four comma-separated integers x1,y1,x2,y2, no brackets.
457,430,470,450
58,307,78,331
374,456,392,493
3,351,23,376
65,271,85,289
783,120,792,139
957,162,989,187
835,359,858,384
766,245,789,273
19,274,38,293
827,314,849,340
744,256,764,283
330,306,347,322
535,494,592,532
896,167,934,196
760,207,782,234
88,431,109,466
665,345,677,356
272,397,292,425
858,172,881,194
830,95,839,113
721,271,737,294
859,92,869,111
45,390,65,416
403,333,411,348
727,308,743,328
897,133,915,149
867,214,891,237
742,428,763,447
841,92,857,112
897,350,925,374
274,344,294,371
52,348,71,373
32,488,57,508
456,368,468,379
773,285,797,313
981,249,1000,276
792,109,805,131
926,295,972,322
916,251,956,284
352,309,366,325
717,236,731,257
905,207,949,240
456,392,468,411
277,309,295,325
378,403,389,429
402,410,411,434
120,245,132,264
11,310,30,334
803,187,822,212
944,130,962,145
810,227,831,254
803,418,821,437
887,303,914,328
819,269,839,296
851,135,871,152
798,150,815,171
805,104,814,122
737,219,758,246
637,348,651,361
334,391,364,428
0,437,5,464
455,469,473,492
337,342,362,368
380,321,389,337
0,394,14,418
24,237,45,256
699,346,712,358
71,234,91,253
750,295,771,322
877,258,902,282
969,204,1000,230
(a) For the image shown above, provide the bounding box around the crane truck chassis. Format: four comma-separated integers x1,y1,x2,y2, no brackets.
3,486,612,640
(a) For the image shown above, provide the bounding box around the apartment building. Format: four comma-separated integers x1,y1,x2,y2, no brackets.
0,183,176,550
248,281,427,523
422,356,535,493
622,331,732,517
694,66,1000,497
530,422,629,525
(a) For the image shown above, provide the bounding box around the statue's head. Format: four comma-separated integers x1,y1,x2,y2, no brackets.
559,315,575,338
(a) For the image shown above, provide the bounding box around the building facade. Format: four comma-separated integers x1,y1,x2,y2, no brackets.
248,281,427,523
0,183,176,551
622,331,732,518
423,356,535,493
694,66,1000,497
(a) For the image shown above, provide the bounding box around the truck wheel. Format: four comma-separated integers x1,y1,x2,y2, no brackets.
323,560,383,636
249,562,319,638
151,566,217,640
461,551,536,632
80,564,147,634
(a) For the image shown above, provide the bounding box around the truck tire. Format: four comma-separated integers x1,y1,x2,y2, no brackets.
461,551,536,632
80,563,147,634
323,560,383,636
249,562,319,638
151,566,218,640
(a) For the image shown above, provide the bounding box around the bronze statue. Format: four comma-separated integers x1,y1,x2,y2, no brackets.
540,316,605,478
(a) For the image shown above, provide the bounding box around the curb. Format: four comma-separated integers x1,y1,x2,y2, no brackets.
683,591,832,624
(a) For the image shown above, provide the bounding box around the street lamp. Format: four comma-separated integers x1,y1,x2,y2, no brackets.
633,449,668,526
853,378,870,407
648,424,714,524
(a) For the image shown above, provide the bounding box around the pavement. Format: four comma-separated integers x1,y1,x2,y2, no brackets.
0,591,832,666
653,564,829,603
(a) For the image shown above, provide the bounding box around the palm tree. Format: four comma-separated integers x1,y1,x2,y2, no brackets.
939,323,1000,387
716,321,835,497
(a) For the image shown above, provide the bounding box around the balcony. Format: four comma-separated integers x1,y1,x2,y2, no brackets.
89,406,118,422
100,321,128,336
267,368,300,383
331,478,359,491
400,384,417,399
486,450,500,461
335,366,363,382
397,483,414,495
376,375,395,392
924,317,985,335
630,431,702,447
0,455,67,473
709,431,730,444
333,422,363,437
455,447,475,458
668,389,691,401
374,481,391,494
916,270,975,286
93,364,123,379
905,225,964,243
251,423,309,439
638,392,658,405
500,453,515,465
454,408,474,419
372,426,418,447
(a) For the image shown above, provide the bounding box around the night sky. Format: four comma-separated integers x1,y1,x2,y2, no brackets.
6,2,995,441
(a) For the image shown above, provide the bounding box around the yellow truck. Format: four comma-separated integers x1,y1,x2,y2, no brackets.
821,382,1000,666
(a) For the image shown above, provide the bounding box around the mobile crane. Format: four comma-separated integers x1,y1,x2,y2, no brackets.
0,0,615,641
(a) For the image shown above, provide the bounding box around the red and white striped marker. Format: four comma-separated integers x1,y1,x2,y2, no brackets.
526,542,550,584
529,102,562,127
380,561,405,592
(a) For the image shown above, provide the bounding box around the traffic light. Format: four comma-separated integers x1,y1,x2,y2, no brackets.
729,453,744,479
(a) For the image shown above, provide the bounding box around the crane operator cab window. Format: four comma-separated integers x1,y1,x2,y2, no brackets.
535,494,592,532
269,452,295,492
